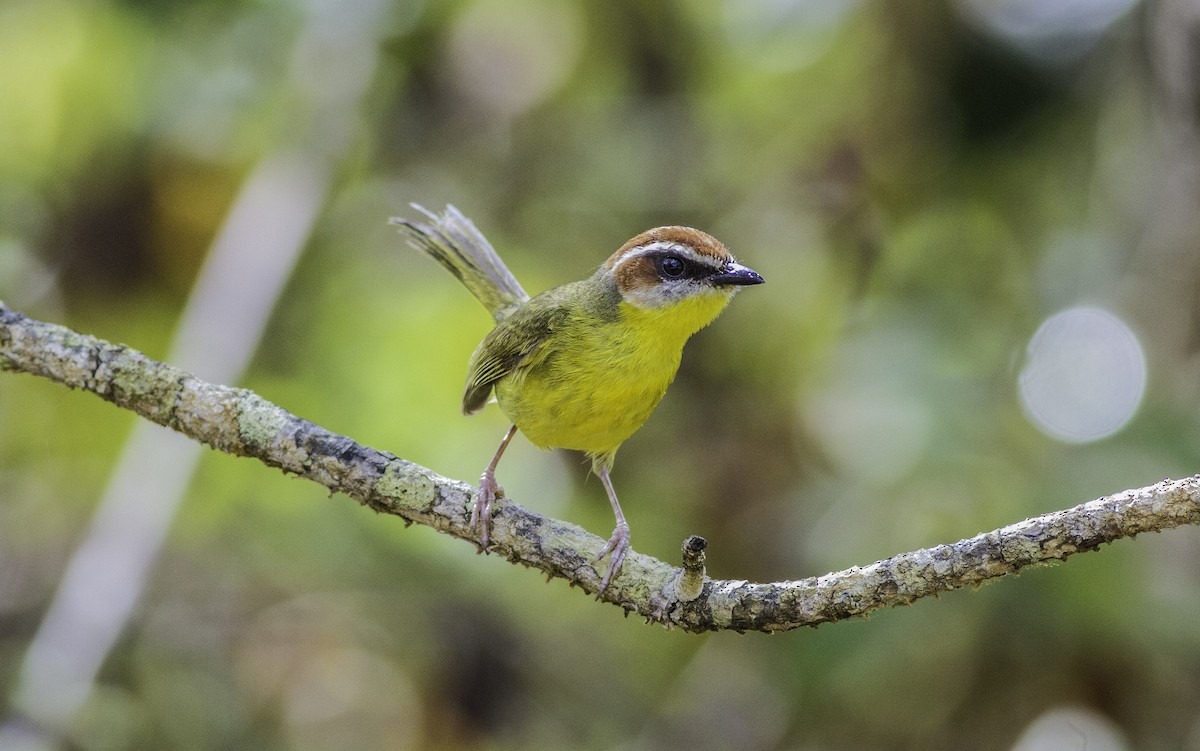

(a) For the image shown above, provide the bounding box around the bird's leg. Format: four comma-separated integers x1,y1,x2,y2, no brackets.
593,464,631,594
475,424,517,550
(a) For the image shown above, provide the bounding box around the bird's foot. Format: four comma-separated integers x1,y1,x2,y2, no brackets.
593,522,631,595
472,470,504,551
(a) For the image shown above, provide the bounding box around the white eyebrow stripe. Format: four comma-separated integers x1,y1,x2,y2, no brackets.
610,241,725,273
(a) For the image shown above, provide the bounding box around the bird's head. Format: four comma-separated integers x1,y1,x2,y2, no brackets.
602,226,764,314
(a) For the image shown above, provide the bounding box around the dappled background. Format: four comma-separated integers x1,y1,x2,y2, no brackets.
3,0,1200,748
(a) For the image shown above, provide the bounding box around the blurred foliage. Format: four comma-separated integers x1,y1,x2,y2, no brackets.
4,0,1200,749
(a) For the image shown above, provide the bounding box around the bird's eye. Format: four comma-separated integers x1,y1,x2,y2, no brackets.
658,255,686,279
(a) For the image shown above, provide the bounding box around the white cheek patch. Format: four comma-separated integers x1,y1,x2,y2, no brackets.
623,278,732,309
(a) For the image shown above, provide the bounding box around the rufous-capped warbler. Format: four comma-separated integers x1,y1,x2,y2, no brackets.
392,205,763,592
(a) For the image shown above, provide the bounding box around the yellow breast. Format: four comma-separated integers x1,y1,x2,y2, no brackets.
494,291,734,465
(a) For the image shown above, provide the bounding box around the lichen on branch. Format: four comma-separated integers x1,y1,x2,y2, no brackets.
2,300,1198,633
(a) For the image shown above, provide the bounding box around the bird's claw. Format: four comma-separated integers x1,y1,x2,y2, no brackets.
472,471,504,551
594,522,631,595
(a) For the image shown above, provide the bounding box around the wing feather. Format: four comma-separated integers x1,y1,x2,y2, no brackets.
462,300,569,414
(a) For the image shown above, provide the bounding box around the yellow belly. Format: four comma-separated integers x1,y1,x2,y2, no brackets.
494,294,731,465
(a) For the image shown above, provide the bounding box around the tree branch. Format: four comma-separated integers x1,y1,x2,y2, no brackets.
3,300,1198,633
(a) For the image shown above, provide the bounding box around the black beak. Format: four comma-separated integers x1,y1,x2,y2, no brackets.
708,262,764,287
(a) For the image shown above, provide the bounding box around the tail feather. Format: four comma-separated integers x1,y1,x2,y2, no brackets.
390,204,528,322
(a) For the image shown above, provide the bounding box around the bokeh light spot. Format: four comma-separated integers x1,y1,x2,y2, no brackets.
1018,306,1146,443
957,0,1139,65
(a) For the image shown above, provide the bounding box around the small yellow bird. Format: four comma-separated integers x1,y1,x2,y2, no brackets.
392,205,763,592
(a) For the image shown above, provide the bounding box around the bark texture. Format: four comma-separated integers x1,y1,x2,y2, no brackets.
3,301,1198,632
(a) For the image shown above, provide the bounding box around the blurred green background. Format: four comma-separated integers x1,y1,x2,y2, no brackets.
3,0,1200,749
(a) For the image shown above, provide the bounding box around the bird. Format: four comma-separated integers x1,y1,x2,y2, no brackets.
391,205,763,593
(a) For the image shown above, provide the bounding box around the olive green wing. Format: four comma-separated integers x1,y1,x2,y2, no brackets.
461,299,569,415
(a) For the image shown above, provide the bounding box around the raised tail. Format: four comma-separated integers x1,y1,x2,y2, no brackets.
390,204,529,322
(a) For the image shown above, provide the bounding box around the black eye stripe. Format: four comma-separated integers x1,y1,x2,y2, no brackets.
646,251,719,281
